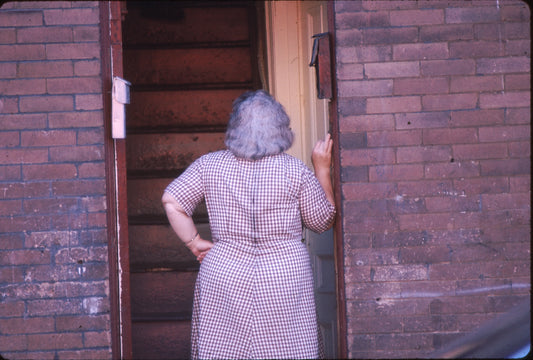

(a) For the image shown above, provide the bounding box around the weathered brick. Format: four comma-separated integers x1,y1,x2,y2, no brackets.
367,96,421,114
336,11,390,29
336,29,363,47
480,91,530,109
479,125,530,142
0,44,45,61
48,111,103,128
341,114,395,132
505,107,530,124
505,39,530,56
75,94,103,110
450,41,504,58
0,62,17,78
450,109,504,127
21,130,76,147
0,28,16,44
55,314,109,332
338,97,366,116
505,74,530,90
73,60,100,76
28,333,83,351
367,130,421,147
1,97,19,114
0,79,46,95
398,213,454,231
509,175,530,193
453,143,508,160
23,163,77,180
17,27,73,43
23,198,79,214
0,165,22,181
78,162,105,179
56,349,112,360
0,131,20,147
397,146,451,163
369,164,424,181
43,8,98,25
0,301,25,317
83,331,111,348
477,56,530,74
0,149,48,164
339,132,367,149
453,176,509,195
0,334,27,352
394,77,448,95
396,111,449,130
0,10,43,26
338,45,391,63
341,148,395,166
0,249,51,265
18,61,74,78
0,182,50,199
0,114,47,130
365,61,419,79
49,145,104,162
450,75,503,93
25,231,79,248
421,59,475,76
0,199,22,216
446,7,500,23
425,161,480,179
342,182,397,201
0,317,55,335
391,9,444,26
52,179,105,196
420,24,474,42
481,193,530,211
375,333,433,351
425,195,480,213
88,212,107,228
20,95,73,112
46,43,100,60
72,26,100,42
46,77,101,94
423,128,478,145
348,315,403,333
422,93,477,111
338,79,392,97
363,27,418,45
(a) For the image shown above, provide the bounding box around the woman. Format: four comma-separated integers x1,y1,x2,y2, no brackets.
162,90,335,359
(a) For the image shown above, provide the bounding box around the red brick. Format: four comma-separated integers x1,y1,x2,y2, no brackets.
75,94,103,110
394,77,448,95
0,114,47,130
25,231,79,248
43,8,99,25
26,298,82,316
505,74,530,90
83,331,111,348
450,109,504,127
346,281,402,300
78,163,105,178
0,165,21,181
0,334,27,352
505,39,530,56
480,91,530,109
453,143,508,160
0,10,43,26
338,79,392,96
505,107,530,124
342,182,397,201
502,22,530,40
422,93,477,111
425,195,480,213
0,28,16,44
21,130,76,147
73,60,100,76
23,164,77,180
0,79,46,95
396,111,449,130
397,146,450,163
341,114,395,132
52,179,105,196
337,11,390,29
47,77,101,94
367,130,421,147
0,199,22,216
363,27,418,45
450,41,505,58
0,44,45,61
423,128,478,145
51,213,87,230
49,145,104,162
421,59,475,76
20,95,73,112
77,128,103,145
17,27,73,43
88,212,107,228
398,180,453,197
453,176,509,195
365,61,419,79
0,301,25,317
55,314,109,332
0,131,20,147
0,317,55,335
481,193,530,211
1,182,50,199
338,45,391,64
73,26,100,42
46,43,100,60
0,233,24,249
399,213,454,231
345,247,399,266
0,62,16,79
420,24,473,42
48,111,103,128
0,249,51,265
0,149,48,164
391,9,444,26
509,175,530,193
23,198,79,214
18,61,74,78
446,7,500,23
28,333,83,351
477,56,530,74
349,315,403,333
369,164,423,181
509,141,530,158
362,1,416,10
479,125,530,142
367,96,421,114
425,161,480,179
481,158,530,176
341,148,395,166
56,349,112,360
450,75,503,93
336,29,363,47
1,97,19,114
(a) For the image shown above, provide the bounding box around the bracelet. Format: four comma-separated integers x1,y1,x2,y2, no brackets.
187,232,199,247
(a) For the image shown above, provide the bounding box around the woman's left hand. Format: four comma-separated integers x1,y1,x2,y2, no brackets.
187,237,213,263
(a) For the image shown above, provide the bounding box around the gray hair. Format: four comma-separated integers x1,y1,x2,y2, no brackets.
225,90,294,160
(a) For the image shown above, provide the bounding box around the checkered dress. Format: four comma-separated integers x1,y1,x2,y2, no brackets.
165,150,335,359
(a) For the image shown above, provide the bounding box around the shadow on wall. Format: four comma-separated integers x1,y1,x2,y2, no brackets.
430,298,530,359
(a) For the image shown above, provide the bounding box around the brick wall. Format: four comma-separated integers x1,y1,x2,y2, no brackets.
334,0,530,358
0,1,112,359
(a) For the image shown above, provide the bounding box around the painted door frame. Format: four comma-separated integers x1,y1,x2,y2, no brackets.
265,1,346,357
101,1,133,358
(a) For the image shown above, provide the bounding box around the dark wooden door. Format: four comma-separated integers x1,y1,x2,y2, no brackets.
121,2,262,358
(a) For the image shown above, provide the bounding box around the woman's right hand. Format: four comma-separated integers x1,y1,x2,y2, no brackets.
187,237,213,263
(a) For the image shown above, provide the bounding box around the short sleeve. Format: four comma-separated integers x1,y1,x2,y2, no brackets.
164,157,205,217
299,166,336,233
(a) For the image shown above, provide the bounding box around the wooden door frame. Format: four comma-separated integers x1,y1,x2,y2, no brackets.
101,1,133,358
265,1,346,357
